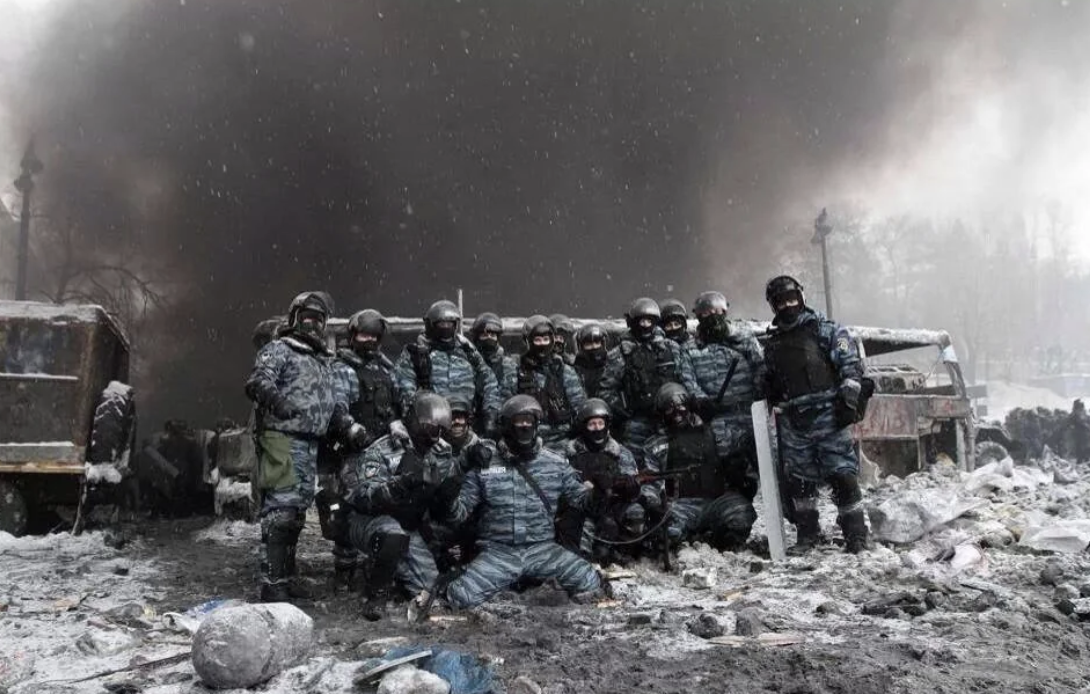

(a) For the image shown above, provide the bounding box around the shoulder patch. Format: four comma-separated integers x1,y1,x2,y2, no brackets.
836,336,851,353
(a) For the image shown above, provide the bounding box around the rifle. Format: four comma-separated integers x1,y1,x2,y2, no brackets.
636,465,701,484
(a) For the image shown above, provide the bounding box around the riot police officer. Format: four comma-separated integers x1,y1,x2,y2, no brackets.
600,298,693,455
559,399,643,564
642,383,757,552
245,291,339,602
342,393,460,619
681,291,765,461
660,299,692,346
395,300,501,436
549,313,577,365
501,315,587,449
573,322,609,399
469,312,508,386
762,275,870,554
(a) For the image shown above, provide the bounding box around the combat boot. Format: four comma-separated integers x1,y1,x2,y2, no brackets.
787,507,820,556
259,537,293,602
361,587,390,622
839,509,869,554
359,531,410,621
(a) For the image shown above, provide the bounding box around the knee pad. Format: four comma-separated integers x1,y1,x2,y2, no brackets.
829,472,863,513
262,508,304,543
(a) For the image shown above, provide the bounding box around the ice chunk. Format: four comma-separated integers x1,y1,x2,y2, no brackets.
867,490,985,544
1019,520,1090,554
192,603,313,689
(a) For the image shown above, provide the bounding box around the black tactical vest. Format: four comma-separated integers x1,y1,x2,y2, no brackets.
350,359,397,444
666,427,727,499
621,340,676,416
569,449,621,489
517,357,574,426
764,322,838,403
389,448,428,531
574,359,606,399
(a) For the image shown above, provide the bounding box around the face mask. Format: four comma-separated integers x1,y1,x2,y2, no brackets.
665,405,690,430
776,304,803,324
295,310,326,343
431,322,457,344
506,421,538,451
664,320,688,343
585,426,609,448
632,318,656,341
352,335,381,356
697,314,730,343
476,336,499,356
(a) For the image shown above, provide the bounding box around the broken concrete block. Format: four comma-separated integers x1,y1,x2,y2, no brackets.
681,567,717,590
686,613,725,639
1019,520,1090,553
867,492,984,544
376,665,450,694
733,608,765,637
192,603,313,690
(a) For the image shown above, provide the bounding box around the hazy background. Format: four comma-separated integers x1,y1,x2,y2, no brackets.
1,0,1088,428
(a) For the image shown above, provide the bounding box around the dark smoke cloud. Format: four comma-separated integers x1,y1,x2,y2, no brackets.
13,0,1077,426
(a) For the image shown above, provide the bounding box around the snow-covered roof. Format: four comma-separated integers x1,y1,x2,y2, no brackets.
0,300,108,323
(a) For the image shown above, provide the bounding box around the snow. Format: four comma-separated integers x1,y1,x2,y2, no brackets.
213,474,252,515
0,373,78,381
103,380,134,400
84,462,122,484
0,300,106,323
984,379,1088,420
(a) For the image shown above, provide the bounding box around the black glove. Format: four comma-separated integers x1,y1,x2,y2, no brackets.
389,472,427,501
462,442,493,472
431,474,464,517
611,476,640,500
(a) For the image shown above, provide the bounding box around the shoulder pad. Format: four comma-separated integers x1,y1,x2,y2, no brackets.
619,341,636,356
280,336,316,354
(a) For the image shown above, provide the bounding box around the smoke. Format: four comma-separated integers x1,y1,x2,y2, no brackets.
2,0,1088,426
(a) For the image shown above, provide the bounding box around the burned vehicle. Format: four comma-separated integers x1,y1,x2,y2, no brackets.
0,301,136,535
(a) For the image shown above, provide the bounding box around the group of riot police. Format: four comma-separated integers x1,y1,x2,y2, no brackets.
244,275,873,618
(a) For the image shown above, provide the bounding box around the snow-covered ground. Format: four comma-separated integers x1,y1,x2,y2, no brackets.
4,450,1090,693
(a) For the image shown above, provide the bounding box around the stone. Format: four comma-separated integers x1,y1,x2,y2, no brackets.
1054,584,1080,601
376,665,450,694
681,567,717,590
686,613,725,639
626,613,654,626
814,602,842,616
192,603,313,690
1040,563,1065,586
733,608,765,637
924,592,948,610
509,675,544,694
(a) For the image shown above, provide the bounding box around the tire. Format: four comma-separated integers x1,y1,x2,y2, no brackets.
975,441,1010,467
0,478,29,536
88,383,137,466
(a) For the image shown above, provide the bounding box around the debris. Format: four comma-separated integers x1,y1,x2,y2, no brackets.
509,674,544,694
105,602,156,629
162,598,246,634
687,613,725,639
376,664,450,694
867,492,985,544
709,633,806,647
357,651,434,684
353,636,411,656
1018,519,1090,553
48,651,191,685
681,567,717,589
75,628,142,656
861,592,924,617
733,607,765,637
192,603,313,689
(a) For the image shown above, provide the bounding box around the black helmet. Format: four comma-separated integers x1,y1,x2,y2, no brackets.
660,299,689,343
404,392,452,450
549,314,574,338
347,309,387,338
522,314,555,342
765,275,805,307
499,394,544,452
625,297,661,340
576,398,612,426
446,393,474,416
576,323,606,348
692,291,729,317
654,382,690,416
424,300,462,343
470,312,503,339
287,291,331,327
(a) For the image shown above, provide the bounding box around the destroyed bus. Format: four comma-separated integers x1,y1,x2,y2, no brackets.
0,301,137,536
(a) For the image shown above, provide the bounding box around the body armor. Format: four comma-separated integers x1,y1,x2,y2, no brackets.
666,428,727,499
574,358,606,399
349,359,397,444
620,341,676,416
517,357,574,426
764,322,838,403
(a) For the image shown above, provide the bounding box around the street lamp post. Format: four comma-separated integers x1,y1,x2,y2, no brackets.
811,207,834,319
14,139,44,301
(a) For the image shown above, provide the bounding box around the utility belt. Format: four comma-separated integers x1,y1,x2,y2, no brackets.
266,428,323,442
778,399,834,430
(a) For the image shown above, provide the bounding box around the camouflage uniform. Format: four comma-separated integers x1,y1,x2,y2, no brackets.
443,440,602,609
394,335,501,434
599,329,692,455
245,334,338,591
342,434,460,595
500,353,587,449
680,324,766,459
643,422,757,549
764,307,866,551
559,436,643,560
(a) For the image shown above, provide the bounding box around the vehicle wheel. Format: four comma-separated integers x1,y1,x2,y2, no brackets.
88,383,137,466
0,478,29,536
975,441,1010,466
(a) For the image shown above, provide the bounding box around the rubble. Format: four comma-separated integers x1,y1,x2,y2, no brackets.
376,665,450,694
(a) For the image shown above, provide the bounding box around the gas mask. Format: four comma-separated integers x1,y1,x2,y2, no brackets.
697,313,731,343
